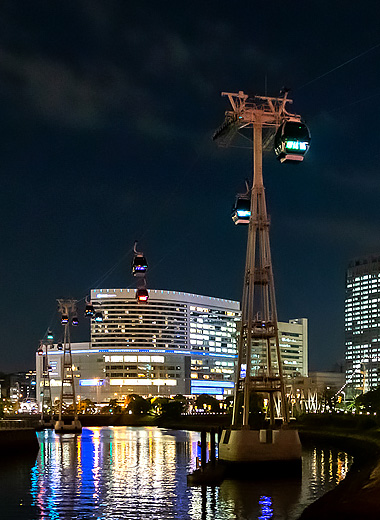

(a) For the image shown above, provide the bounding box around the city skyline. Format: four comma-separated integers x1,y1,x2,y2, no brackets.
1,2,380,372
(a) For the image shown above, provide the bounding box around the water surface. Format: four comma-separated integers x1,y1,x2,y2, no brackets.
0,426,352,519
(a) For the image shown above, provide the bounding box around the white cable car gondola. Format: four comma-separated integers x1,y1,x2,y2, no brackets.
274,119,311,163
232,195,251,225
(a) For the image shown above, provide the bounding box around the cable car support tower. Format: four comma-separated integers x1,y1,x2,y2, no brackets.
37,335,54,429
213,90,309,465
55,299,82,433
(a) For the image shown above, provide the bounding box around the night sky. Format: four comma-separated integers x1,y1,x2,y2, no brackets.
2,1,380,373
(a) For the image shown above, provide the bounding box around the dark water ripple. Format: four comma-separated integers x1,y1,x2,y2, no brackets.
0,426,352,519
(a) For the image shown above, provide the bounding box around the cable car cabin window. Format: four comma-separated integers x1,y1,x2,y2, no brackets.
274,120,310,163
283,122,309,140
132,256,148,274
232,196,251,224
236,199,250,211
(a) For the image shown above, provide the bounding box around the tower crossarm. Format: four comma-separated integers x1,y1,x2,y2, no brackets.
213,90,302,147
237,375,282,393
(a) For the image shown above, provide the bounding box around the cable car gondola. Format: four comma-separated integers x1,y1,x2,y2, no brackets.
94,312,103,323
84,300,95,317
61,314,69,325
232,195,251,225
136,288,149,304
57,343,63,350
274,119,311,163
71,315,79,326
132,254,148,276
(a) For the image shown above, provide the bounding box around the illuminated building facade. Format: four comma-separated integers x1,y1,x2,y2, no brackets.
250,319,308,379
37,289,240,403
345,255,380,395
278,319,308,378
36,289,308,403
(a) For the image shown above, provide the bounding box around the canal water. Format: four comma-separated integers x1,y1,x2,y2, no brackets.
0,427,352,519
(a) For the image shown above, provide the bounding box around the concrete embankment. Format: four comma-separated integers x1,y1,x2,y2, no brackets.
0,428,39,458
21,413,230,430
297,426,380,519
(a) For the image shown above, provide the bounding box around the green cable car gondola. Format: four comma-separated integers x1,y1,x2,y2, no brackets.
274,119,310,163
232,195,251,225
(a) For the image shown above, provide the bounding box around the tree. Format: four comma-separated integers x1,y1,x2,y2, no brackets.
161,400,183,419
172,394,188,413
125,394,150,415
356,387,380,413
80,399,96,414
151,397,169,415
100,398,122,414
195,394,221,412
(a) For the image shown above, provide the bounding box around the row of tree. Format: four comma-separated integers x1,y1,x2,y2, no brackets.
42,392,266,422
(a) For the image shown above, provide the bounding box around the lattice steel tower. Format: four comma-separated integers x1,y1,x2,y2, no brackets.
55,299,82,432
38,332,54,426
213,91,309,432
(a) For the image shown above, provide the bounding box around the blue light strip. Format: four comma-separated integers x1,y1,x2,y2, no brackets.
47,347,237,359
191,386,224,395
191,380,234,388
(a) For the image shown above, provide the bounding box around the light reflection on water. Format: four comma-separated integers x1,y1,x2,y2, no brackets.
0,427,352,519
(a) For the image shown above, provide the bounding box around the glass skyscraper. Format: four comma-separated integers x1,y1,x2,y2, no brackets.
345,255,380,396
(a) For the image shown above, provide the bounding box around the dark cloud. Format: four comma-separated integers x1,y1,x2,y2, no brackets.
1,1,380,372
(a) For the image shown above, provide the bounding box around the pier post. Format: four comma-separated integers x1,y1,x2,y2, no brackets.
210,428,216,465
201,430,207,469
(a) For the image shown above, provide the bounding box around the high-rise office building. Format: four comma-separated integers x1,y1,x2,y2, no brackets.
278,319,308,378
345,255,380,395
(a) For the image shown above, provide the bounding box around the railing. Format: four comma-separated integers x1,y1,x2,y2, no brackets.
0,419,38,430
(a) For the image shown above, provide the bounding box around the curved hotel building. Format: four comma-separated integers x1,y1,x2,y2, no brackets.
36,288,308,403
37,289,240,403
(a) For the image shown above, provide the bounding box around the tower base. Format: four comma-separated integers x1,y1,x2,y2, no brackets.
219,428,301,463
54,419,82,434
